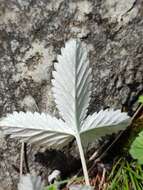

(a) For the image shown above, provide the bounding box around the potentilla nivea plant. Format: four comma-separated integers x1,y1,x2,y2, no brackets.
0,39,130,186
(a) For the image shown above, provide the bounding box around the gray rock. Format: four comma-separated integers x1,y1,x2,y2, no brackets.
0,0,143,189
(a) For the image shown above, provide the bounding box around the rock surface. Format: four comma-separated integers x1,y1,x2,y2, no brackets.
0,0,143,189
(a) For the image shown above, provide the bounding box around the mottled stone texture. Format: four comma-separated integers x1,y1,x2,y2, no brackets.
0,0,143,189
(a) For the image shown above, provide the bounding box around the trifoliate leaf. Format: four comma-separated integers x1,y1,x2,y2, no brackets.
0,39,131,186
0,40,130,149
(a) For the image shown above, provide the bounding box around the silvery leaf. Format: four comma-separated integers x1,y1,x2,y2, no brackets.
18,174,44,190
0,40,130,149
0,39,130,186
52,39,92,128
0,111,74,149
80,109,130,145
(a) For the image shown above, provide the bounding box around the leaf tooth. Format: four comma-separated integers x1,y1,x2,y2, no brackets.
54,56,74,82
56,61,73,80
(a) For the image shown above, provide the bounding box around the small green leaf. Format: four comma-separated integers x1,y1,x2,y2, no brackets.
46,184,57,190
130,131,143,164
138,96,143,104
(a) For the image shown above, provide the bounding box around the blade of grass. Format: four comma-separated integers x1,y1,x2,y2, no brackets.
108,158,123,179
126,163,137,190
108,164,124,190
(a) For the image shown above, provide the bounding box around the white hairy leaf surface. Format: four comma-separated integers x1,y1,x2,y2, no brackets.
0,39,131,185
0,39,130,150
80,109,130,145
0,111,74,149
18,174,44,190
52,39,92,129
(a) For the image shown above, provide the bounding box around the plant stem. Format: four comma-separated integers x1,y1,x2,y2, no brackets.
20,142,24,177
24,143,30,173
76,134,90,186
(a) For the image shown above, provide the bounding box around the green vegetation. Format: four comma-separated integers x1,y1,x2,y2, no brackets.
45,184,57,190
138,95,143,104
129,95,143,164
107,158,143,190
130,131,143,164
